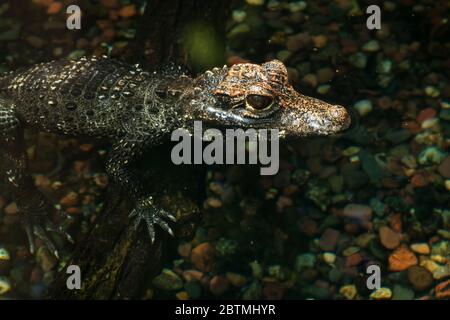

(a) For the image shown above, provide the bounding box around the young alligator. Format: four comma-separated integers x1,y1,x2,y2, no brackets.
0,56,351,257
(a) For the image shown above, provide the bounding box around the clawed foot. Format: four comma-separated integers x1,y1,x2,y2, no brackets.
22,206,74,259
129,197,176,243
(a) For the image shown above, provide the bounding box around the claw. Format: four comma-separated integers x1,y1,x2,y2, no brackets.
129,199,176,242
144,213,156,243
22,213,72,259
166,213,177,222
64,231,75,244
25,225,36,254
157,219,174,237
129,209,138,218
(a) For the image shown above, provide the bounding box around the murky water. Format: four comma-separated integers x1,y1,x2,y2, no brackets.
0,0,449,300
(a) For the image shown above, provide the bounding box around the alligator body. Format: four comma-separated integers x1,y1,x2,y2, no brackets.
0,56,351,256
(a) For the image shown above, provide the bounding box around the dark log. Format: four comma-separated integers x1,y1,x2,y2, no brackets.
48,0,231,299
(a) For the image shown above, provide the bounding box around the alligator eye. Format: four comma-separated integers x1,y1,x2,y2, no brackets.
245,94,274,111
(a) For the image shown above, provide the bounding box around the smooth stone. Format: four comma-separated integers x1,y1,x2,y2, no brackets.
392,284,414,300
323,252,336,264
295,253,316,271
410,243,430,255
379,226,401,249
318,228,341,251
370,287,392,300
362,40,380,52
339,284,357,300
353,99,373,117
152,269,183,291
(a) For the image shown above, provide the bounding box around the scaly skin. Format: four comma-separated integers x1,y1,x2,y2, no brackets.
0,56,351,257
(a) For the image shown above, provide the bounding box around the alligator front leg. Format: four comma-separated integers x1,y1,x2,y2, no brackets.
0,100,72,257
106,132,176,243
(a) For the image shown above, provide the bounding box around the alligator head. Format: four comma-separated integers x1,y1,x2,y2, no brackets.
183,59,351,137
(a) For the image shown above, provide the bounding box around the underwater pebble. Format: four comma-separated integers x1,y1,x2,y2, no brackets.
370,287,392,300
439,109,450,121
392,285,414,300
431,254,447,264
328,174,344,193
435,279,450,299
268,265,287,281
438,157,450,178
339,284,357,300
93,173,108,189
246,0,264,5
184,281,202,299
418,147,447,165
376,59,392,74
30,283,46,299
118,5,136,18
441,99,450,109
209,275,229,296
432,265,450,280
0,247,10,261
416,107,437,123
228,24,251,38
205,197,222,208
319,228,340,251
287,1,307,12
232,10,247,23
249,261,264,279
0,276,11,295
262,282,285,300
386,129,411,144
437,229,450,239
323,253,336,265
348,52,367,68
410,243,430,255
243,281,262,300
421,117,439,129
301,73,318,88
388,246,418,271
342,247,360,257
226,272,247,287
379,226,401,250
47,2,63,14
445,180,450,191
182,270,203,282
362,40,380,52
176,291,189,300
152,269,183,291
407,266,433,291
276,50,291,62
420,259,440,274
317,84,331,95
346,253,363,267
60,191,79,207
295,253,316,271
316,67,334,83
191,243,215,272
342,204,372,224
312,35,327,48
425,86,440,98
356,233,376,248
353,99,373,117
177,243,192,258
342,146,360,157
